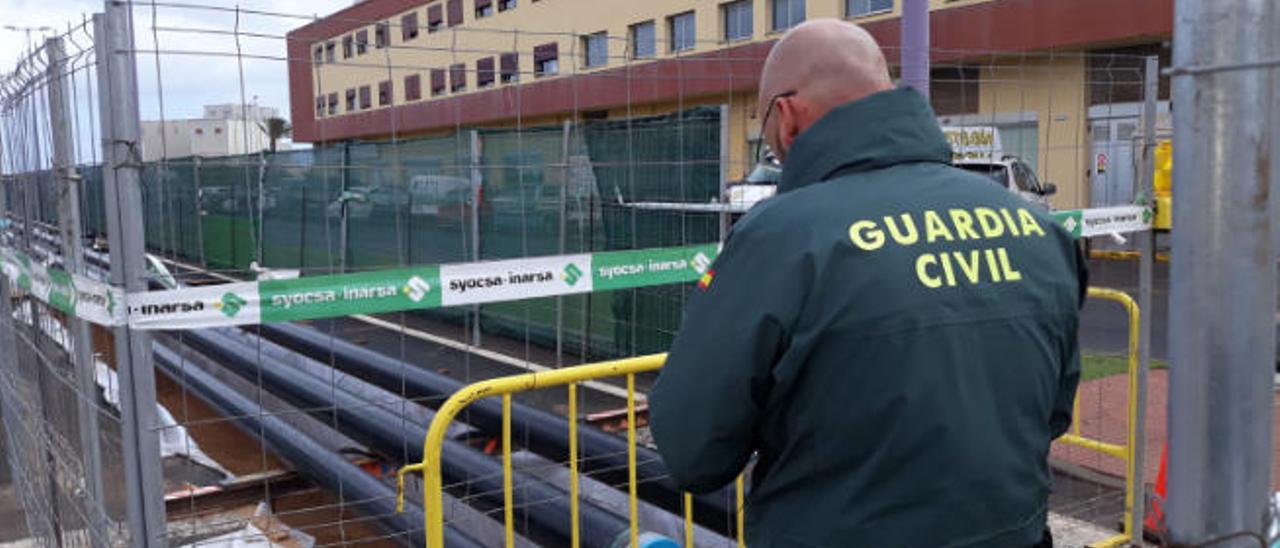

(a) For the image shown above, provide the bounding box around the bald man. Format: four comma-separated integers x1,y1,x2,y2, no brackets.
650,20,1086,547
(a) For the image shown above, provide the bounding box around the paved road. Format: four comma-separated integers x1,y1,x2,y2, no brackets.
1081,257,1171,360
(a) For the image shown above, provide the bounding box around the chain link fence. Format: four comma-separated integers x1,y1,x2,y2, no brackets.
0,1,1184,546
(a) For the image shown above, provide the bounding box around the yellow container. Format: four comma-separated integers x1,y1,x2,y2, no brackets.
1154,140,1172,229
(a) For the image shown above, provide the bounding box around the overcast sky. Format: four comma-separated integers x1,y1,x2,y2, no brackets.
1,0,351,122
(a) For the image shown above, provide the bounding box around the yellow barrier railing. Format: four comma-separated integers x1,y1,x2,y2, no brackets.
395,353,748,548
1057,287,1143,548
397,287,1144,548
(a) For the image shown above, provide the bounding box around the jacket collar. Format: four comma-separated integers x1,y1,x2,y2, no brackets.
778,87,953,194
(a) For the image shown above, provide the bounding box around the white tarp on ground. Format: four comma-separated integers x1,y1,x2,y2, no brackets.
13,302,233,479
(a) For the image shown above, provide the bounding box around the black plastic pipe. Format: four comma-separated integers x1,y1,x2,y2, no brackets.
183,328,641,548
253,322,736,533
151,343,482,548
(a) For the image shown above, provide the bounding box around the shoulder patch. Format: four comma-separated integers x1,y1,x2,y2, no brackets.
697,269,715,290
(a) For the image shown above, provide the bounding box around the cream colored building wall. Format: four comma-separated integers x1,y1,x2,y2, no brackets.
977,55,1089,209
309,0,1002,120
309,0,1095,199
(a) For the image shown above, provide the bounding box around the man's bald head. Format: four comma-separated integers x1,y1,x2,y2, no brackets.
757,20,893,161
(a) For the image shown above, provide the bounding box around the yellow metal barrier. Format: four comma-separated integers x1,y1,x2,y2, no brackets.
395,353,749,548
397,287,1144,547
1057,287,1143,548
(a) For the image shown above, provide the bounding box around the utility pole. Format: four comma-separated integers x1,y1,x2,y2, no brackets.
1166,0,1278,544
45,35,107,546
900,0,929,98
94,4,167,546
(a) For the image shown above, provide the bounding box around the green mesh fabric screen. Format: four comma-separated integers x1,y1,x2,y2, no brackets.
78,164,107,239
259,148,344,273
140,159,202,263
109,107,721,359
582,107,722,356
197,155,262,271
345,135,472,271
475,126,581,352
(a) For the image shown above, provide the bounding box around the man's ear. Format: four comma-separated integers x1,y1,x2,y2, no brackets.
776,97,803,156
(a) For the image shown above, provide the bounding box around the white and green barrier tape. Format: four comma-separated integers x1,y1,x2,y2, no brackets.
0,246,125,326
0,205,1151,331
1,243,720,331
1050,205,1153,239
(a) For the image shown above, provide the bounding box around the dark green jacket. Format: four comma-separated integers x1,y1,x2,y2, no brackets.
650,88,1086,547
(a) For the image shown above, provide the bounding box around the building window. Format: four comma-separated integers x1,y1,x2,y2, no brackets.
342,35,353,58
847,0,893,17
313,45,324,64
402,12,419,41
359,85,372,109
772,0,805,31
630,21,655,59
378,80,393,106
325,41,336,63
375,22,390,48
669,11,696,52
430,69,447,95
499,0,516,11
722,0,753,41
405,74,422,101
447,0,464,26
427,4,444,32
194,128,203,135
582,32,608,68
475,57,496,88
356,30,368,55
327,93,338,115
500,52,519,83
533,42,559,77
475,0,492,19
346,89,356,111
315,96,325,117
450,63,466,91
214,128,223,135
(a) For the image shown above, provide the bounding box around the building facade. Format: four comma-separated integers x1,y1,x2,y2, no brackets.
141,104,285,161
287,0,1173,209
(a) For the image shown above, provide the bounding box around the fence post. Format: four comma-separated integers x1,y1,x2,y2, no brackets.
557,120,571,365
193,156,205,267
469,129,482,346
46,35,108,543
18,91,67,548
338,143,350,273
718,104,730,241
94,6,168,547
1128,54,1158,542
1166,0,1277,542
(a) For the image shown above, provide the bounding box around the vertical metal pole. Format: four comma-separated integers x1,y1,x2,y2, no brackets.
718,104,729,241
556,121,570,366
193,156,205,268
900,0,930,98
1128,54,1157,543
45,36,106,543
94,7,167,547
338,144,349,274
19,107,66,548
469,129,481,346
1167,0,1277,544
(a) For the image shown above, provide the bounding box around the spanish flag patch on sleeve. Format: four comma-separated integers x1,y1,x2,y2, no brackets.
697,269,715,290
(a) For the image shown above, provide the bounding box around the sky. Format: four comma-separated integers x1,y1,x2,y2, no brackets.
1,0,352,122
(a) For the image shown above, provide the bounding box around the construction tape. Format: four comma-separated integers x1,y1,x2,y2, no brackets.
1,243,720,331
1,205,1152,331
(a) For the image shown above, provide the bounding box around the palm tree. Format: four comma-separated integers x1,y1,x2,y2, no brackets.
261,117,292,153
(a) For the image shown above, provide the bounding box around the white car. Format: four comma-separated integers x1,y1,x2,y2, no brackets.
955,156,1057,209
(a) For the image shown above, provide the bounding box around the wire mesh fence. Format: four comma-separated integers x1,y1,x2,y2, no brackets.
0,1,1179,546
